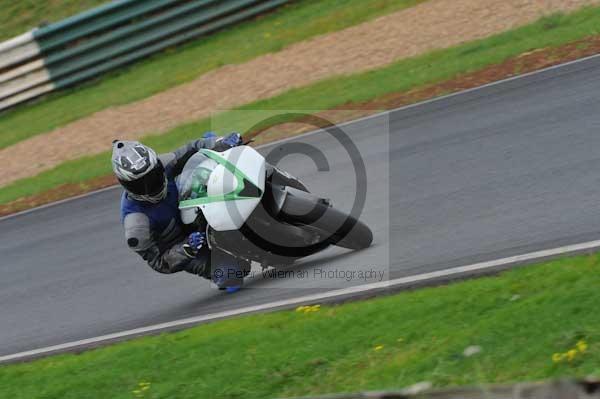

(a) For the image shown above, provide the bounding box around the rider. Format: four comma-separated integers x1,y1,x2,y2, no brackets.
111,133,249,292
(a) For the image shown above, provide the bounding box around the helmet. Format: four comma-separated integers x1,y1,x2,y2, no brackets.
111,140,167,203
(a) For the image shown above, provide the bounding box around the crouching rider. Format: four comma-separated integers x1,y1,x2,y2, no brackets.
111,133,250,292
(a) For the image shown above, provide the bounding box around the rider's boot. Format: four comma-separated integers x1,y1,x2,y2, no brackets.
211,251,251,292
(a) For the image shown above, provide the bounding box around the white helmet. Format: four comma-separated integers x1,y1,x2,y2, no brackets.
111,140,167,203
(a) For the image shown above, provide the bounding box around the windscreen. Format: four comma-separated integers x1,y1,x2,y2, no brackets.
176,152,218,201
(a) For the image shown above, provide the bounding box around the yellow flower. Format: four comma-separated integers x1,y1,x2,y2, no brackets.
298,304,321,313
374,345,384,351
576,340,588,353
566,349,578,362
552,353,563,363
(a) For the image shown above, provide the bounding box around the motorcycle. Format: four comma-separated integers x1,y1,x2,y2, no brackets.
176,145,373,271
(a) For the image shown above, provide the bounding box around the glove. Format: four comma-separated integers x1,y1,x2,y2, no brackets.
221,132,242,148
183,231,206,258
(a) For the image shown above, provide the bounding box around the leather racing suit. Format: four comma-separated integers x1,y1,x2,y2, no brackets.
121,136,220,277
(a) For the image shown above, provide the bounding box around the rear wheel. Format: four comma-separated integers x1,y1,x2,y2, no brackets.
279,189,373,250
324,209,373,250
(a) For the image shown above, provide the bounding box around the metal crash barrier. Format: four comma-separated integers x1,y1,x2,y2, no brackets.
0,0,289,111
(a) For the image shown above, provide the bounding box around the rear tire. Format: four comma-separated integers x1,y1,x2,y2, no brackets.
279,188,373,250
326,210,373,250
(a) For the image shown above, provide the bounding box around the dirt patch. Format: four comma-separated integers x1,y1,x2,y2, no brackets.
1,0,598,188
3,34,600,218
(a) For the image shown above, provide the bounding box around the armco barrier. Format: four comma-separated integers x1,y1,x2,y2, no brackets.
0,0,289,112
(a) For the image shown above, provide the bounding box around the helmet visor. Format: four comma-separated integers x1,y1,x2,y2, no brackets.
120,162,166,197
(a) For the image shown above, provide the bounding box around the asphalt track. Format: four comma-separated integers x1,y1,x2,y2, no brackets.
3,55,600,359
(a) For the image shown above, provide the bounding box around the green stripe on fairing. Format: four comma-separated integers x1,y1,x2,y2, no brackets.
178,149,262,208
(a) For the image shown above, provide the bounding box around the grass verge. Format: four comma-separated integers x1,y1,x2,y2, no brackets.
2,5,600,208
0,0,424,149
1,253,600,398
0,0,107,41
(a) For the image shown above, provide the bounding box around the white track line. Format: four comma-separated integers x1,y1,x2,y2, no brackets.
2,51,600,223
2,238,600,363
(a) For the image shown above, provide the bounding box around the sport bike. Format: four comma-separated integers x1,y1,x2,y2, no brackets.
176,145,373,269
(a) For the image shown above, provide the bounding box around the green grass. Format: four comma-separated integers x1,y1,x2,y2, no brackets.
0,0,107,41
2,5,600,206
0,0,425,150
2,253,600,398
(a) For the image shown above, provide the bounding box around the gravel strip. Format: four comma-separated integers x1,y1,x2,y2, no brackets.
1,0,598,187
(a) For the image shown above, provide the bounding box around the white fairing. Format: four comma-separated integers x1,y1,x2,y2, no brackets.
179,146,266,231
180,207,201,225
